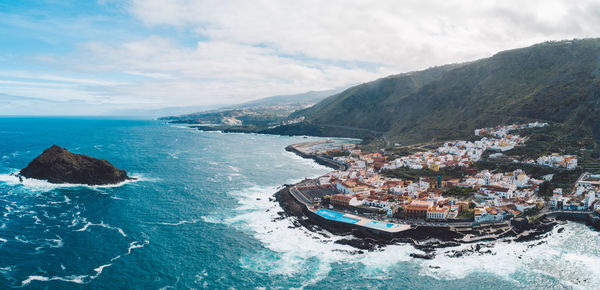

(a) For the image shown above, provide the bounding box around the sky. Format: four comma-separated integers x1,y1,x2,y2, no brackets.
1,0,600,115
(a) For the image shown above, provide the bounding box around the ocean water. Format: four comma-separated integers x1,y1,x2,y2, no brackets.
0,117,599,289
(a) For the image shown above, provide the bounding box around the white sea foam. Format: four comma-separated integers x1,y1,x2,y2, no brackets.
125,240,149,255
226,173,243,181
91,263,112,279
3,205,11,217
200,215,223,224
0,171,147,193
74,221,127,237
18,238,148,287
14,235,33,244
32,215,42,225
20,273,88,286
417,223,600,286
220,185,419,285
156,219,200,226
221,182,600,287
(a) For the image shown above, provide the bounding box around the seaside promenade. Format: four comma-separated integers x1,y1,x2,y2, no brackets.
289,186,411,234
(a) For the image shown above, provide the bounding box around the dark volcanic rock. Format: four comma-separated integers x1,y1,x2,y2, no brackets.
20,145,132,185
410,252,435,260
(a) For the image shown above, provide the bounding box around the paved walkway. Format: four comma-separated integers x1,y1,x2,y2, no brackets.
291,186,411,233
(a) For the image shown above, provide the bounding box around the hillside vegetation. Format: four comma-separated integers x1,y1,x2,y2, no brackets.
292,39,600,152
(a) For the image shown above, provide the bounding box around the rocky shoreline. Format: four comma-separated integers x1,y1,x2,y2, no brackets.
274,185,565,254
275,141,600,257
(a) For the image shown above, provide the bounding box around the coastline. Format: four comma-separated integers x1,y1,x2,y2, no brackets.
275,184,561,253
284,141,348,171
277,141,600,256
181,124,600,253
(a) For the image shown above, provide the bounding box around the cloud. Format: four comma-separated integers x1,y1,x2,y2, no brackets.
130,0,600,69
0,93,61,103
55,36,394,105
3,0,600,115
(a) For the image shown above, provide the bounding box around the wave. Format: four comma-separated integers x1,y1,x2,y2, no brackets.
283,150,332,171
169,124,195,130
74,221,127,237
14,235,63,248
226,173,244,181
125,240,149,256
200,215,223,224
417,223,600,288
0,150,29,160
0,171,150,193
155,219,201,226
18,238,149,287
21,275,79,286
19,266,106,287
219,185,417,284
219,183,600,287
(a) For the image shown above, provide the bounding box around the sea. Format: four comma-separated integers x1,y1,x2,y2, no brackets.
0,117,599,289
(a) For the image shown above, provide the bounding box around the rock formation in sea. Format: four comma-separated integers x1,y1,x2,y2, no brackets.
19,145,132,185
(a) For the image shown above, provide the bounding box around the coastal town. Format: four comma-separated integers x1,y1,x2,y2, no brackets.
285,122,600,232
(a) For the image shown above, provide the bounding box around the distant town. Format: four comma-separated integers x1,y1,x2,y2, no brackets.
286,122,599,231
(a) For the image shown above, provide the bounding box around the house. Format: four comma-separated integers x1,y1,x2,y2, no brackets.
427,206,449,220
404,200,434,219
479,185,514,199
318,176,330,185
515,202,536,212
330,194,352,207
474,207,504,223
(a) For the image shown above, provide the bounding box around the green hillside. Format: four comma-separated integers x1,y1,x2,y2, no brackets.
291,39,600,152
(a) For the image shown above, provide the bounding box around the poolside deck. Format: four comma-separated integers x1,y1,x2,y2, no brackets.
313,208,411,233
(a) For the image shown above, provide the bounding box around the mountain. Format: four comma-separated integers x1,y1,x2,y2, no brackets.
106,104,226,118
291,39,600,152
224,88,345,109
159,88,345,125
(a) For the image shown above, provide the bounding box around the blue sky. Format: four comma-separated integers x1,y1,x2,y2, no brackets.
1,0,599,115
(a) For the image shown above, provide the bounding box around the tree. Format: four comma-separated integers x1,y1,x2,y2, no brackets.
538,181,553,197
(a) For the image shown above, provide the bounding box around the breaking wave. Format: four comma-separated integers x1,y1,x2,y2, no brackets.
217,183,600,288
0,171,152,193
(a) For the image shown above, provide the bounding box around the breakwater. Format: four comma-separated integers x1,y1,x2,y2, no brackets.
285,141,347,170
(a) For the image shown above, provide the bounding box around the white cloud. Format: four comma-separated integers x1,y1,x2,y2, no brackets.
71,0,597,107
57,37,394,105
4,0,600,114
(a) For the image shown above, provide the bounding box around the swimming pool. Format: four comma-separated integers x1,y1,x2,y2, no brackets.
315,209,360,224
364,220,395,230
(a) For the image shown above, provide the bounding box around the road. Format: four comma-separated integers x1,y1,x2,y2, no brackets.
289,186,313,206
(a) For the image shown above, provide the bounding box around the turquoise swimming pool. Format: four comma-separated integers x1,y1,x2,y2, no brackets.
364,220,395,230
315,209,360,224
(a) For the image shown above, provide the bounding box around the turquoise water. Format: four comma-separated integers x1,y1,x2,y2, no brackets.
315,209,360,224
364,221,394,230
0,117,599,289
